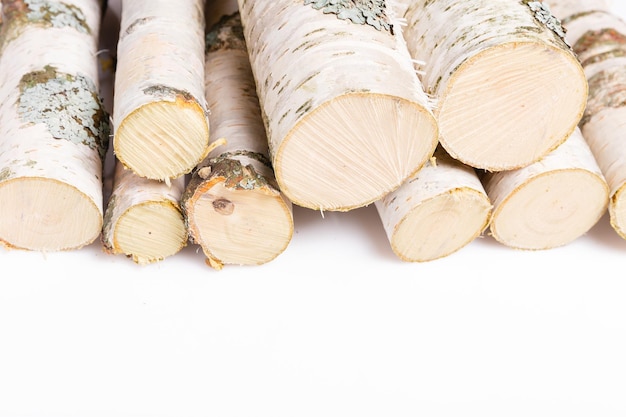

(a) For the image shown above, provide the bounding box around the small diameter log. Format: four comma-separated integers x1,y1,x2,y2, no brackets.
182,10,294,270
237,0,438,211
375,147,492,262
547,1,626,239
401,0,588,171
113,0,210,181
102,160,187,264
481,127,609,250
0,0,109,251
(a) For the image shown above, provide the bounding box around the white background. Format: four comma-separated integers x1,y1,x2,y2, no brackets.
2,2,626,417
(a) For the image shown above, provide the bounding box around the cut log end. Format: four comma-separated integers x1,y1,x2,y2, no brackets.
391,189,492,262
489,170,609,250
439,42,588,171
275,93,438,211
187,181,293,267
114,98,210,180
112,201,187,265
0,178,101,251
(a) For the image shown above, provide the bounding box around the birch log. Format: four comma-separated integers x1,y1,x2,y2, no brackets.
182,9,294,270
237,0,438,211
401,0,588,171
113,0,210,181
547,1,626,239
375,147,492,262
102,161,188,264
0,0,109,251
481,127,609,250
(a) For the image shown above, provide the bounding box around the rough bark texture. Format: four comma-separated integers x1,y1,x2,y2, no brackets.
0,0,109,251
400,0,588,171
375,146,492,262
113,0,210,181
182,9,293,269
481,127,609,250
237,0,438,211
548,0,626,239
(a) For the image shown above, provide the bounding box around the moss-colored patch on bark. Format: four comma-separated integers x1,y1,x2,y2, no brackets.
522,0,568,45
205,12,246,53
143,84,195,103
0,0,91,51
304,0,393,33
194,150,276,191
18,65,110,160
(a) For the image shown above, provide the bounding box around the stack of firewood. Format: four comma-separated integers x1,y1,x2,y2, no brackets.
0,0,623,267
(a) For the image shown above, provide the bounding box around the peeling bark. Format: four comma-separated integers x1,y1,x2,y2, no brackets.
237,0,438,211
0,0,109,251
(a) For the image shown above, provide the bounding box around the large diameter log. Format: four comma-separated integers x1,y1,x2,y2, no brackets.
237,0,439,211
401,0,588,171
375,147,492,262
113,0,210,181
548,1,626,239
182,10,294,270
481,128,609,250
0,0,109,251
102,160,187,264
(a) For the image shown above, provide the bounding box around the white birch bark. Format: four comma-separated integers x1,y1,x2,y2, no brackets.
481,127,609,250
375,147,492,262
400,0,588,171
113,0,210,181
548,1,626,239
102,161,187,264
182,9,294,270
237,0,438,211
0,0,109,251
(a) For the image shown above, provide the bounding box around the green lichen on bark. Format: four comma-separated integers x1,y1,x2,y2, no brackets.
0,0,91,52
205,12,246,53
580,68,626,126
189,150,276,192
522,0,568,45
25,0,90,33
202,158,273,191
303,0,393,33
18,65,110,160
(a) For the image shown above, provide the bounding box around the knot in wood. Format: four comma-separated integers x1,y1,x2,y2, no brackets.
212,198,234,215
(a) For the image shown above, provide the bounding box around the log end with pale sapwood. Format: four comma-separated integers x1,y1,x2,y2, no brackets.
0,0,109,251
375,147,492,262
102,159,188,265
548,0,626,240
482,128,609,250
113,0,210,181
182,9,293,270
238,0,438,211
402,0,588,171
